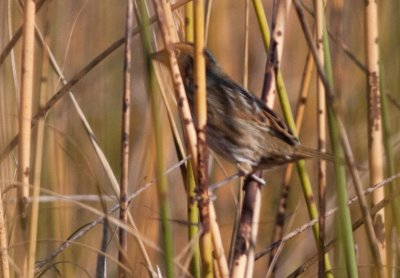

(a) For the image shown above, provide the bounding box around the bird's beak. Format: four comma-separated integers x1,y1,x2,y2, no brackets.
150,49,169,65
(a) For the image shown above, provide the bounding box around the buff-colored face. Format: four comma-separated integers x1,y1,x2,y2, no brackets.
152,43,220,75
152,43,194,70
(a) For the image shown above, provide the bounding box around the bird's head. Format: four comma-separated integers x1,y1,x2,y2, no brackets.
151,42,221,75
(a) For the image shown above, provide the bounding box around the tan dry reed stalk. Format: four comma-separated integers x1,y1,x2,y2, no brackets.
0,0,193,165
35,9,155,274
268,49,314,270
0,189,9,278
251,1,334,274
18,0,36,216
16,0,36,275
34,158,189,275
152,0,200,277
183,4,202,278
231,174,262,278
31,1,153,275
26,17,50,277
209,203,229,277
321,3,384,275
314,0,328,276
300,8,384,273
260,0,291,105
293,0,386,275
152,0,198,172
364,0,387,270
0,0,46,66
243,0,250,89
118,0,134,275
193,0,215,276
232,1,291,277
294,1,358,275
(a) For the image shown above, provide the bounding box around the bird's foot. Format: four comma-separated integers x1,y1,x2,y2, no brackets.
237,164,266,186
248,173,266,185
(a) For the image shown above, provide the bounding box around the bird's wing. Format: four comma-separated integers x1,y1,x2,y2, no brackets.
217,77,299,146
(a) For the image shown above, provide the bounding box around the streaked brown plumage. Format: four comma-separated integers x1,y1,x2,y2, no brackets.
153,42,333,174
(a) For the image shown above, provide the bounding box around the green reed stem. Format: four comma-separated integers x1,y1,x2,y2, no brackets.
138,1,175,276
252,0,333,274
322,23,358,277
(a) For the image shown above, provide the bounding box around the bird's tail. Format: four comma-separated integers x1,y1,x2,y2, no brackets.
293,145,336,162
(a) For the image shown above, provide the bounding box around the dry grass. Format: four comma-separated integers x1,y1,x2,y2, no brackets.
0,0,399,277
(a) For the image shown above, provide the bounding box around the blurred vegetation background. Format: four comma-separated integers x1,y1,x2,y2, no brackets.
0,0,399,277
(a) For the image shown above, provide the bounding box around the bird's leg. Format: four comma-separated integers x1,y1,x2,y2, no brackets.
237,163,266,186
209,172,242,191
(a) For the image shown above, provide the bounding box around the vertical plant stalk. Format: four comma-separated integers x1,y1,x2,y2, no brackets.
243,0,250,88
380,69,400,239
245,178,262,278
269,51,314,270
251,7,334,274
209,203,229,277
152,0,198,171
118,0,134,275
314,0,327,276
18,0,35,215
293,1,356,275
185,0,194,42
193,0,214,276
323,22,384,276
260,0,291,105
228,0,249,270
364,0,387,268
254,0,333,274
0,1,193,166
26,20,50,277
0,0,47,67
0,192,9,278
149,45,176,278
184,4,201,278
233,2,291,277
152,0,201,276
141,0,177,276
231,174,262,278
251,0,270,49
186,162,201,278
17,0,36,275
39,21,156,273
294,0,382,275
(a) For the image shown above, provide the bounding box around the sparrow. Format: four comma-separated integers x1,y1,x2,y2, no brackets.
152,42,333,175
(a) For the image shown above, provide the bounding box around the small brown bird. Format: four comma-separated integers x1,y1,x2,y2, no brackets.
153,42,333,174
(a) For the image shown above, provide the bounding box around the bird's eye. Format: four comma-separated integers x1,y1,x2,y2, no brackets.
174,49,181,57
